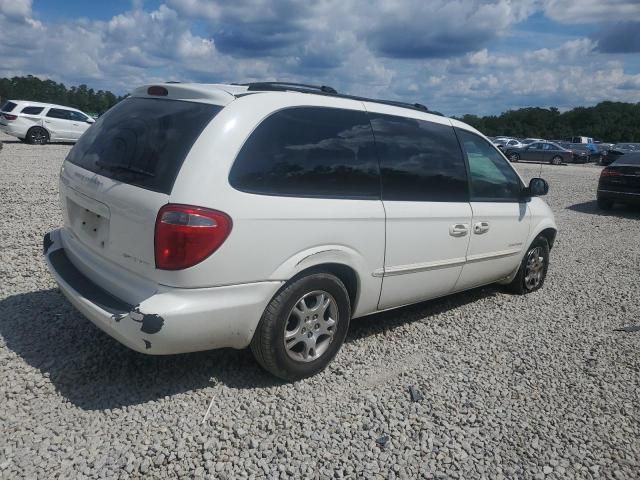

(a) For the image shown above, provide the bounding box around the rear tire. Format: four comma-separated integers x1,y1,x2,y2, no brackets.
26,127,49,145
251,273,351,381
597,197,613,210
551,155,562,165
507,236,550,295
508,152,520,162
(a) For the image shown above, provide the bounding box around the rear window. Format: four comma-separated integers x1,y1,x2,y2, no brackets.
1,101,17,112
66,98,222,194
21,106,44,115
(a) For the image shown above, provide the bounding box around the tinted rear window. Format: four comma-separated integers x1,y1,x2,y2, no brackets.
1,101,17,112
229,106,380,199
66,98,222,194
369,113,468,202
21,106,44,115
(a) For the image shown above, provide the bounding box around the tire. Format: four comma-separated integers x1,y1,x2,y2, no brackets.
550,155,562,165
251,272,351,381
26,127,49,145
507,236,550,295
508,152,520,162
597,197,613,210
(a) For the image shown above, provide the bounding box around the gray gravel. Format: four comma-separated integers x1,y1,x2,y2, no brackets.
1,131,639,479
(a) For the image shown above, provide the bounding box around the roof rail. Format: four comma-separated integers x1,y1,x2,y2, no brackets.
241,82,338,95
236,81,441,116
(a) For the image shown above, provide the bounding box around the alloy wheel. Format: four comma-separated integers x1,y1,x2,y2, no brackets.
524,246,545,290
283,290,338,362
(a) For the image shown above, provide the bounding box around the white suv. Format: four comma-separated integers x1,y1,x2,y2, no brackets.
0,100,94,144
44,82,557,380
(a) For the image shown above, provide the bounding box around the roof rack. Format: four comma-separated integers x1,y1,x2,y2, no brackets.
241,82,338,95
237,82,440,116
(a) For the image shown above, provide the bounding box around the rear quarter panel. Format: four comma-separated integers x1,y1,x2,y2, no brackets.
168,93,386,317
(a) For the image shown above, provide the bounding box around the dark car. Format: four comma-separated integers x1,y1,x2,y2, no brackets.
558,142,591,163
597,153,640,209
505,141,572,165
601,143,640,166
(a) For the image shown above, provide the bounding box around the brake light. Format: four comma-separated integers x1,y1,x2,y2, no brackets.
155,204,232,270
3,113,17,120
147,86,168,96
601,168,623,177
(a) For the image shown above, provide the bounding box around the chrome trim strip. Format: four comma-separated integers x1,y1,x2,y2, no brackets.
598,189,640,196
372,257,466,277
466,248,522,263
373,248,522,277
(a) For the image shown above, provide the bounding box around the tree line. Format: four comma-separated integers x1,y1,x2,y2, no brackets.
456,102,640,143
2,75,639,142
0,75,124,116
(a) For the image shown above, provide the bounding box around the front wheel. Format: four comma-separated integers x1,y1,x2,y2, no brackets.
251,272,351,381
507,236,550,294
550,155,562,165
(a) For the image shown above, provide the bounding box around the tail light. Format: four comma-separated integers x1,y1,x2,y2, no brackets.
601,168,622,177
155,204,232,270
3,113,17,120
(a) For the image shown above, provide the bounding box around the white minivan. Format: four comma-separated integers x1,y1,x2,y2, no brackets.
44,82,557,380
0,100,94,144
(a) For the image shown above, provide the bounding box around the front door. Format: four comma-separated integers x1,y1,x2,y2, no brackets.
454,129,531,290
365,107,472,310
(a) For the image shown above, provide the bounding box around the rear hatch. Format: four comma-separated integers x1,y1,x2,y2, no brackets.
60,95,223,283
0,101,17,124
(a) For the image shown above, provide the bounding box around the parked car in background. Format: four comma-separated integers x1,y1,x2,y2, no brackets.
593,143,614,164
0,100,94,144
506,141,572,165
494,138,524,151
557,142,592,163
521,138,543,145
601,143,640,166
597,153,640,209
42,81,557,380
571,136,594,144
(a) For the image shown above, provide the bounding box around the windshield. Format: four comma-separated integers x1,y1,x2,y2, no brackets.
65,97,222,194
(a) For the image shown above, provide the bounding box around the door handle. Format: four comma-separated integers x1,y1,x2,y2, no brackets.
474,221,490,234
449,223,469,237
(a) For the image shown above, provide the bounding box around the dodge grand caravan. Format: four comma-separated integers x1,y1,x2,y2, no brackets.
44,82,557,380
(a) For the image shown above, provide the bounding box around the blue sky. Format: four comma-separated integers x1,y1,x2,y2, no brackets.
1,0,639,116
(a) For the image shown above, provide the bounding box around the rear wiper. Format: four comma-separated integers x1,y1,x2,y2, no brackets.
95,161,155,177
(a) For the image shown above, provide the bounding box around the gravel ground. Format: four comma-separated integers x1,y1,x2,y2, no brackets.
1,131,639,479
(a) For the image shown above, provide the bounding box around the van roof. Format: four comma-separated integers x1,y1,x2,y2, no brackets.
132,82,445,117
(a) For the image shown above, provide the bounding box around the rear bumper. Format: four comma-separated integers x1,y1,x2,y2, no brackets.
43,229,283,354
597,189,640,206
0,122,23,138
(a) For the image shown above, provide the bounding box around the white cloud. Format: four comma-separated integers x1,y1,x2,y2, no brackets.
0,0,639,116
543,0,640,24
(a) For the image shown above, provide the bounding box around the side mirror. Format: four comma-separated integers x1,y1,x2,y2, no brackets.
86,118,95,124
528,177,549,196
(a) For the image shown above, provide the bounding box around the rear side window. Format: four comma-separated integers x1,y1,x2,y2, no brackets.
229,107,380,199
47,108,73,120
66,98,222,195
21,106,44,115
369,113,468,202
456,129,523,202
1,101,17,112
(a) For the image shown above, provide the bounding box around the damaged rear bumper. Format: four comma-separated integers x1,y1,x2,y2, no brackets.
43,229,283,354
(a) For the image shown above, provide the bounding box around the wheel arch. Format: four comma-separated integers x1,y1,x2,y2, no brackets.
269,247,365,314
538,227,557,249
